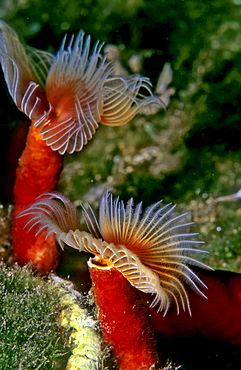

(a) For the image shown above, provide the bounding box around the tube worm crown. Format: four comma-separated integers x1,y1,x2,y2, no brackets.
0,20,164,155
19,191,212,315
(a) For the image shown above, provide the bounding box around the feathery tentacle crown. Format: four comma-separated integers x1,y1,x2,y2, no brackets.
19,191,211,315
0,21,164,154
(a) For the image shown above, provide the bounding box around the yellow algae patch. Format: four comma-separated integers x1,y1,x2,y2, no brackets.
50,273,105,370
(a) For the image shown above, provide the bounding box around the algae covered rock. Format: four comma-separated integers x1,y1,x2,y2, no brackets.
0,264,68,369
0,264,109,370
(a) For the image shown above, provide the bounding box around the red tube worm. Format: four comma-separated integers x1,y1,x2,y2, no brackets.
88,261,160,369
0,21,63,272
19,191,210,368
0,21,163,273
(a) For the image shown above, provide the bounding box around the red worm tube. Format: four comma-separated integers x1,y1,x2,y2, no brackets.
12,124,63,273
88,258,161,370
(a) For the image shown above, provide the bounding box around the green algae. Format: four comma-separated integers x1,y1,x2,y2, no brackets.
0,264,69,370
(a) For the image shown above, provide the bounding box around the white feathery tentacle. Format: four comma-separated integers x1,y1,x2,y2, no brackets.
0,20,51,121
17,192,81,249
82,190,212,314
100,75,164,126
35,31,112,154
26,47,54,89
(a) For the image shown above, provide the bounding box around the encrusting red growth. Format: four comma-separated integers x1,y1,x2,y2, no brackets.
147,267,241,349
0,21,163,273
88,259,160,369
